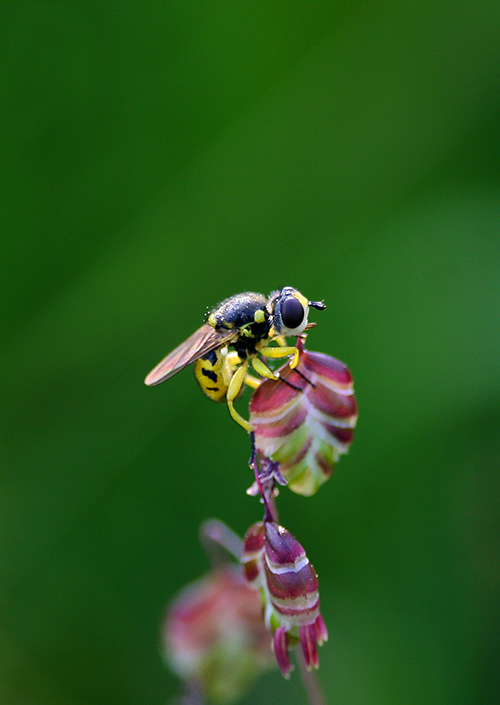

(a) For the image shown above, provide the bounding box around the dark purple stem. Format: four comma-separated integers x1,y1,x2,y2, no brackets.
249,451,278,522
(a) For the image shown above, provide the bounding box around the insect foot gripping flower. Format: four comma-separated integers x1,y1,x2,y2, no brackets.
163,565,275,704
242,521,328,679
249,338,358,496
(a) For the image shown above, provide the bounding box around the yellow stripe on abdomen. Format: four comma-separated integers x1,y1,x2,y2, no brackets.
193,349,228,402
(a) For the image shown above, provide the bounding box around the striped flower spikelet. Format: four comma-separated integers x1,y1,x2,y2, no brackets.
249,340,358,496
242,521,328,678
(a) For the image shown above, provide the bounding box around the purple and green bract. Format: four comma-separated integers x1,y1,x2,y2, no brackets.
249,345,358,496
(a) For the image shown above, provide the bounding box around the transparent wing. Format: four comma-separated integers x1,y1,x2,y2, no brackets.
144,324,237,386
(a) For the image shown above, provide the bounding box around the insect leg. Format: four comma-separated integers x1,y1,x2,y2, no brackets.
255,349,303,390
251,355,279,380
248,431,256,467
226,360,253,432
224,350,259,391
244,374,261,390
292,366,316,388
259,344,300,368
279,376,304,392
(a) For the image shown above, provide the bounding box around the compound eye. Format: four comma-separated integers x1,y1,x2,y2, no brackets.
281,297,305,330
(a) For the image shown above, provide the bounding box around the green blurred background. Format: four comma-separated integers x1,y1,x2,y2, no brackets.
1,2,499,704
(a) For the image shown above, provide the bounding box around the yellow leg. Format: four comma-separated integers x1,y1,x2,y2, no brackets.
252,355,279,380
259,344,300,369
226,361,253,432
244,374,261,390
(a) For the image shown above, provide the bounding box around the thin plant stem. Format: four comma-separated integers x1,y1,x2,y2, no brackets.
296,648,328,705
199,519,243,564
248,450,279,523
174,679,206,705
251,457,275,522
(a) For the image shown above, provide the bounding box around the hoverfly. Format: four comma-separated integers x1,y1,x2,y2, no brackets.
145,287,325,432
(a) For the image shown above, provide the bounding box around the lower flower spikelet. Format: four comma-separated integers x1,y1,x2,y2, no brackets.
242,521,328,678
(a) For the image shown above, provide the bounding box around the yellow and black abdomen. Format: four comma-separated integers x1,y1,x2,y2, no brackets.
193,349,229,402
